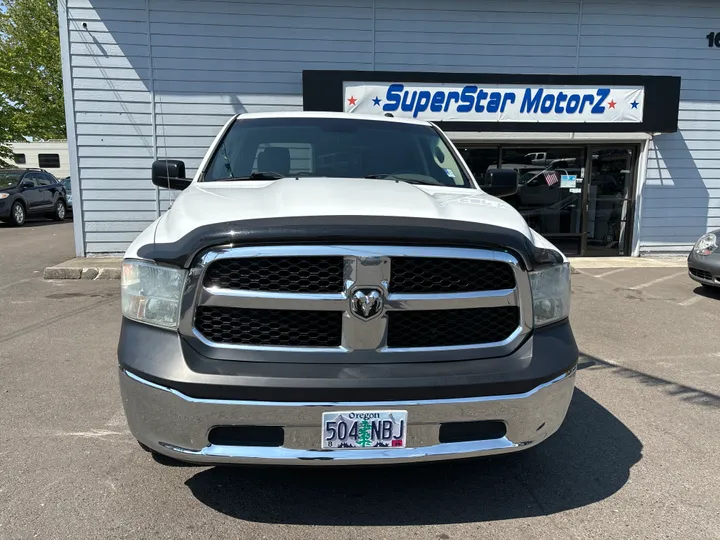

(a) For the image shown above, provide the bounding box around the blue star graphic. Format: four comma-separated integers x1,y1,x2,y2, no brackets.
631,100,639,109
372,96,382,107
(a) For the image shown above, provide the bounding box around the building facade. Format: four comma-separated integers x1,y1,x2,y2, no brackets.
59,0,720,257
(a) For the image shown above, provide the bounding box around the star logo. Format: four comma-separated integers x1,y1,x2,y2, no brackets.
608,100,617,109
372,96,382,107
347,95,357,106
631,100,639,109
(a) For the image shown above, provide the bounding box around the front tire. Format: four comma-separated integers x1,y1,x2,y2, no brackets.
10,201,25,226
53,200,66,221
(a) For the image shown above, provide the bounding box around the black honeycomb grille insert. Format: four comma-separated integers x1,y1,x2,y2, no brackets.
195,306,342,347
387,306,519,348
390,258,515,293
203,257,344,293
690,267,713,281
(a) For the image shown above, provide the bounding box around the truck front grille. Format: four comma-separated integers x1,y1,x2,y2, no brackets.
204,257,344,293
387,307,520,348
195,306,342,347
389,258,516,293
184,246,531,359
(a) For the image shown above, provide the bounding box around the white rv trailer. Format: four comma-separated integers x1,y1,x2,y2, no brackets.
8,140,70,179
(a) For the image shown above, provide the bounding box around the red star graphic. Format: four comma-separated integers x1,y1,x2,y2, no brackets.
347,95,357,106
608,100,617,109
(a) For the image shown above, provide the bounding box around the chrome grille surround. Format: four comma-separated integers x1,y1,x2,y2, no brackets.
179,246,533,364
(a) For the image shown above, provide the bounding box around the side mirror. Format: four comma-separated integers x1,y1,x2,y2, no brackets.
21,180,34,189
483,168,518,197
152,160,191,191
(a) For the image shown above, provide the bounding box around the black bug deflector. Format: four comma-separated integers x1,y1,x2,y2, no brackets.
137,215,563,270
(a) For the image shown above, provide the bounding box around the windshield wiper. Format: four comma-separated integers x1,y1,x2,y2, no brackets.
218,172,285,181
364,174,436,186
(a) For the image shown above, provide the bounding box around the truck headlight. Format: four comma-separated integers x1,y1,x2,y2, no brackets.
529,263,571,327
693,233,717,256
121,259,187,329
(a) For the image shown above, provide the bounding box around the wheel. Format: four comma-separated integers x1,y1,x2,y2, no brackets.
53,200,66,221
10,201,25,226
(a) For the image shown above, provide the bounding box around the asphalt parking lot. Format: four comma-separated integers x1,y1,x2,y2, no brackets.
1,224,718,539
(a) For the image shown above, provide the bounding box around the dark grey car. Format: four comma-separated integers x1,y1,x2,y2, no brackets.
688,229,720,289
61,177,73,213
0,169,67,226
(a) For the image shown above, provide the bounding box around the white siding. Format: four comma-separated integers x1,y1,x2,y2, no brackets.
374,0,581,73
577,0,720,254
63,0,720,255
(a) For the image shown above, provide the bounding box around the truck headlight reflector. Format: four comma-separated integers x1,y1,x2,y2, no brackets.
121,259,187,329
529,263,571,327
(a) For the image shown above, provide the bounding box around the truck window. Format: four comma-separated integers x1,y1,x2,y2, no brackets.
203,117,472,189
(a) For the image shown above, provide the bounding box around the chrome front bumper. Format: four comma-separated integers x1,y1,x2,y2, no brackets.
120,368,576,465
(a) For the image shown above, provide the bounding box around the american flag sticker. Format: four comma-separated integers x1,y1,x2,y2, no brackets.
543,171,559,186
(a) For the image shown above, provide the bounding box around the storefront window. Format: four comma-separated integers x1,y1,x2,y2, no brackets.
451,142,639,257
458,147,500,185
501,147,586,241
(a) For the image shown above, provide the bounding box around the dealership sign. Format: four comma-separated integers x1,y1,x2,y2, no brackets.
343,82,645,123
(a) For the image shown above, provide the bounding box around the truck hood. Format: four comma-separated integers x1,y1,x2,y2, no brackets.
152,177,532,245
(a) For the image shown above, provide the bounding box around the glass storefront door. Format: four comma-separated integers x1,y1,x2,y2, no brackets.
584,147,636,256
457,143,639,256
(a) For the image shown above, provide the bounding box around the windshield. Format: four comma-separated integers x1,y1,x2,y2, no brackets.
203,117,472,188
0,171,22,189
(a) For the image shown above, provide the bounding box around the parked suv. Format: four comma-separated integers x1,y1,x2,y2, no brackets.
119,112,577,466
0,169,67,226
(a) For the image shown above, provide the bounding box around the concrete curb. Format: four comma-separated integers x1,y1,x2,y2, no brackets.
44,258,122,280
43,267,83,280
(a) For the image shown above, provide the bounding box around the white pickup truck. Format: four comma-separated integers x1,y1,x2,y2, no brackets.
118,112,577,466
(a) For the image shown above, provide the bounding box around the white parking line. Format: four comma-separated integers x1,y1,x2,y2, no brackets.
0,279,30,292
629,271,686,290
679,296,702,307
595,269,627,279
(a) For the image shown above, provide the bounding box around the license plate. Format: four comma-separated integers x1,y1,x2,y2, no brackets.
322,410,407,449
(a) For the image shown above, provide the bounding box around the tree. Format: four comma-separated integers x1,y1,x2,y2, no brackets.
357,419,372,448
0,0,65,150
0,101,20,166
